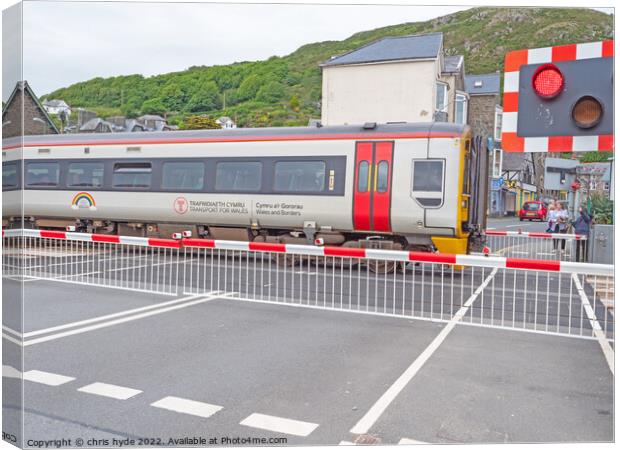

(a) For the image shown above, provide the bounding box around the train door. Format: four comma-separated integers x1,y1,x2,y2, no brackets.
352,141,394,232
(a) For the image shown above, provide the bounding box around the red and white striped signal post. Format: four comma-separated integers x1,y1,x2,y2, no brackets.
501,40,614,153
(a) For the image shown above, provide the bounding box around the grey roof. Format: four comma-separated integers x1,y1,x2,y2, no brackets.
465,73,501,95
43,99,69,107
79,118,114,132
443,55,464,73
321,33,443,67
138,114,166,121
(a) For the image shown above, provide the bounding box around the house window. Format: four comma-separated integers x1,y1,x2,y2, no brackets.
589,180,597,190
492,149,503,178
435,82,448,112
455,93,468,124
604,182,610,190
494,106,503,141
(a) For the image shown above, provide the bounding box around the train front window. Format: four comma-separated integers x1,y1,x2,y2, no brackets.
113,163,152,188
215,162,262,191
162,162,205,190
274,161,325,193
412,161,443,192
26,162,59,187
68,162,104,188
2,163,17,190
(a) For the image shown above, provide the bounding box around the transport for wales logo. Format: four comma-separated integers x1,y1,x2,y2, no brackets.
174,197,189,214
71,192,97,210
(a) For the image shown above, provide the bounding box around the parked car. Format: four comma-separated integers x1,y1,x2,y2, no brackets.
518,201,547,221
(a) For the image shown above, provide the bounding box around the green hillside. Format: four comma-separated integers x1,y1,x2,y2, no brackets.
44,7,613,127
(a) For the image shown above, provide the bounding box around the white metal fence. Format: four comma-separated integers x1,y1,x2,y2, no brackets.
2,229,613,341
485,230,588,262
2,229,181,295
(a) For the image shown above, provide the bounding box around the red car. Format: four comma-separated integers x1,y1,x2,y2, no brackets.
518,201,548,221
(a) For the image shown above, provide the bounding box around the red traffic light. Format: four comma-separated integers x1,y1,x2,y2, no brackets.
532,64,564,99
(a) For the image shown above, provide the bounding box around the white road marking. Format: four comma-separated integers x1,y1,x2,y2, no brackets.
24,293,220,338
78,382,142,400
2,333,23,346
339,441,355,445
23,292,230,346
240,413,318,437
572,274,614,375
3,365,22,379
2,325,22,337
399,438,429,444
151,396,223,418
23,370,75,386
349,269,498,435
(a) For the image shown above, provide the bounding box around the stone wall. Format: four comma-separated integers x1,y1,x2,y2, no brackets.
2,89,58,138
467,93,498,139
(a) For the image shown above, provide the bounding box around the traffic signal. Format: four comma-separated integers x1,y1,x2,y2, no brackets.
502,40,614,152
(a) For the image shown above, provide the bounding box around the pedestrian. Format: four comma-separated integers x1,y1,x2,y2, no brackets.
546,204,556,233
572,206,592,262
553,202,569,252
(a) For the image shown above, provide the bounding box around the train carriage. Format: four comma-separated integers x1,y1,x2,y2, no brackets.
2,122,486,257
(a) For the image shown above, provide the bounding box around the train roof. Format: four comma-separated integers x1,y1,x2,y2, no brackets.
3,122,468,150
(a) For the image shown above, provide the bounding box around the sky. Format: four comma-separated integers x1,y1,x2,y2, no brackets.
1,0,615,101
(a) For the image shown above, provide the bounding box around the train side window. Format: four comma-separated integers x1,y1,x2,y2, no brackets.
376,161,389,193
113,162,152,188
2,163,18,190
68,162,104,188
274,161,325,192
162,162,205,190
25,162,59,187
357,161,369,192
215,161,262,191
412,161,443,192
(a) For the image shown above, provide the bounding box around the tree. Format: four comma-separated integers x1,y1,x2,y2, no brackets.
256,81,286,103
289,95,300,111
186,81,220,112
161,83,185,111
237,74,262,102
183,115,222,130
140,98,167,115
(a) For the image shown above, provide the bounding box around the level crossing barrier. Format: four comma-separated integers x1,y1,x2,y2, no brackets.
485,230,588,262
2,229,613,341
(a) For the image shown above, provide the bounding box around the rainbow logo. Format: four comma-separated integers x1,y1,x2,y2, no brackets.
71,192,97,210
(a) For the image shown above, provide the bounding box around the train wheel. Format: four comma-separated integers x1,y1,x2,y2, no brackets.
367,259,396,274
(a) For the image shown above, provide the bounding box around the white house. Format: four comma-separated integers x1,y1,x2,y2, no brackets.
216,116,237,129
43,100,71,117
319,33,467,126
43,99,71,116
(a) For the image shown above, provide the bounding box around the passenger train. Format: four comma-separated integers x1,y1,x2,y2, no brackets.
2,122,487,257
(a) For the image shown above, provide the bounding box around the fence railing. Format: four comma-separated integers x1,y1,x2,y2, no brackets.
485,230,588,262
2,229,613,341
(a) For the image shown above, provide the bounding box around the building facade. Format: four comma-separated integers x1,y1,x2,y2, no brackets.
320,33,466,126
2,81,59,138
